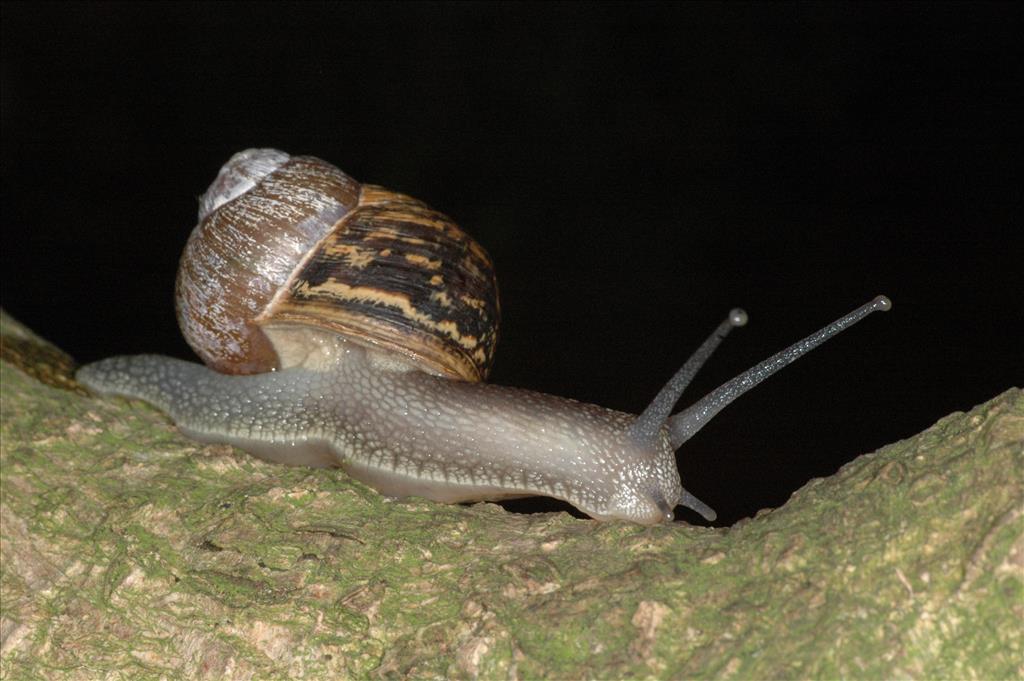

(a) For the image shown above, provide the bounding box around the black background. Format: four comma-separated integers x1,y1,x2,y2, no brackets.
2,2,1021,525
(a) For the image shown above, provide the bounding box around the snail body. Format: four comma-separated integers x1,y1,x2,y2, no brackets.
77,149,891,525
81,340,681,522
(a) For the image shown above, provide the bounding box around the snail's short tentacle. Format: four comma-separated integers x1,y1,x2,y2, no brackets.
679,488,717,521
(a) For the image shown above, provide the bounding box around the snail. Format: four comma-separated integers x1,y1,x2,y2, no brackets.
76,149,891,526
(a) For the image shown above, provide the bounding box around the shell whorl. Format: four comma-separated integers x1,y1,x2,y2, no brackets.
197,148,292,222
176,149,500,381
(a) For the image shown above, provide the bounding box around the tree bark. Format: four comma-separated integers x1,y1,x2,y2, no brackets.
1,310,1021,679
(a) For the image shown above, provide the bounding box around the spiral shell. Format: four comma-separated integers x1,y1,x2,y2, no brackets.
176,149,500,381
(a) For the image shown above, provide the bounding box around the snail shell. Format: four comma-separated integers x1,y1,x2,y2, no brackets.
176,149,500,381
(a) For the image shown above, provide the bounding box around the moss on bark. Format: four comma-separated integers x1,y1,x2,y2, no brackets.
2,310,1021,679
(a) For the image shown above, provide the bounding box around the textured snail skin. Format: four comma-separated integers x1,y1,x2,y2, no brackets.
76,332,684,525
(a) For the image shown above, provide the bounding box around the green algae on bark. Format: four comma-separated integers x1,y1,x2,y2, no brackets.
2,310,1021,679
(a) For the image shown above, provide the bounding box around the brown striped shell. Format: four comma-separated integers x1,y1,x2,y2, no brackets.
175,149,500,381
